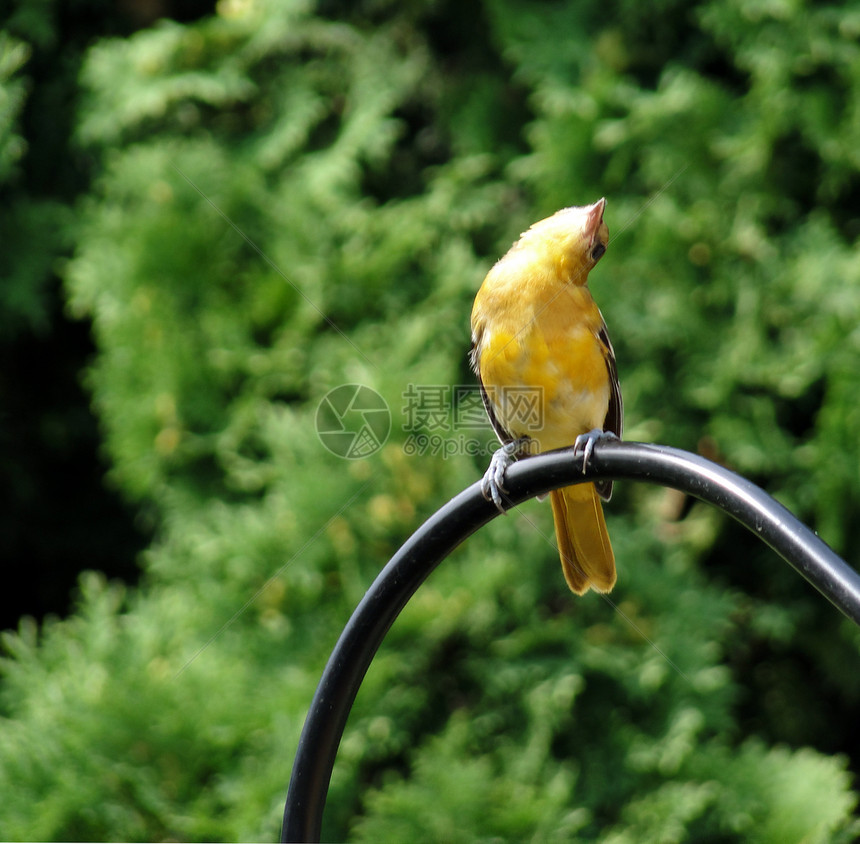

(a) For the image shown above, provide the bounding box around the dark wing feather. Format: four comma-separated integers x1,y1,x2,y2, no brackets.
595,317,623,501
470,331,514,446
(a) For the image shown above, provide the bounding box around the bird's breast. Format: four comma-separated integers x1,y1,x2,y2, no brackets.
475,287,610,450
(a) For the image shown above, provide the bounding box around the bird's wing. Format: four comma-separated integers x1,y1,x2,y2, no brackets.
595,317,622,501
470,329,515,446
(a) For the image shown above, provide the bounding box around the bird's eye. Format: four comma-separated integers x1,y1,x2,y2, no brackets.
591,242,606,261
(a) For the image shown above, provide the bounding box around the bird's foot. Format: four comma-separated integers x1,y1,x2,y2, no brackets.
573,428,617,473
481,438,530,513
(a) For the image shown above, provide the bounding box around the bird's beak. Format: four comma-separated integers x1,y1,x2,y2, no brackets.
585,198,606,237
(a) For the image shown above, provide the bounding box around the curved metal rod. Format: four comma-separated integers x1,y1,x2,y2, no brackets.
281,439,860,842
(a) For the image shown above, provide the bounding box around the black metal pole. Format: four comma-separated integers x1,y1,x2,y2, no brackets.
281,439,860,842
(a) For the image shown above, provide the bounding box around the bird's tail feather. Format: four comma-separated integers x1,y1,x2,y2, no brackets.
550,485,616,595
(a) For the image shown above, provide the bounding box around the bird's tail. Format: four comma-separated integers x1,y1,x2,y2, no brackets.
549,484,616,595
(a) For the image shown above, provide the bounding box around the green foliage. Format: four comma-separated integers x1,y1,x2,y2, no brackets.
2,0,860,840
0,32,28,181
0,30,69,336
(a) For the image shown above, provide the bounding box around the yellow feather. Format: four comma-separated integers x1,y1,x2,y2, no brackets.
550,486,616,595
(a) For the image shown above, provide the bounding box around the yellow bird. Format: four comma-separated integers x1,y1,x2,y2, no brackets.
470,198,622,594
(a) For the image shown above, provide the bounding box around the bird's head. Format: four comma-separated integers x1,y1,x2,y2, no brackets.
518,198,609,284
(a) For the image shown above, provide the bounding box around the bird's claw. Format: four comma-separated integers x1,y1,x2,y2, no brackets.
573,428,616,473
481,439,529,514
